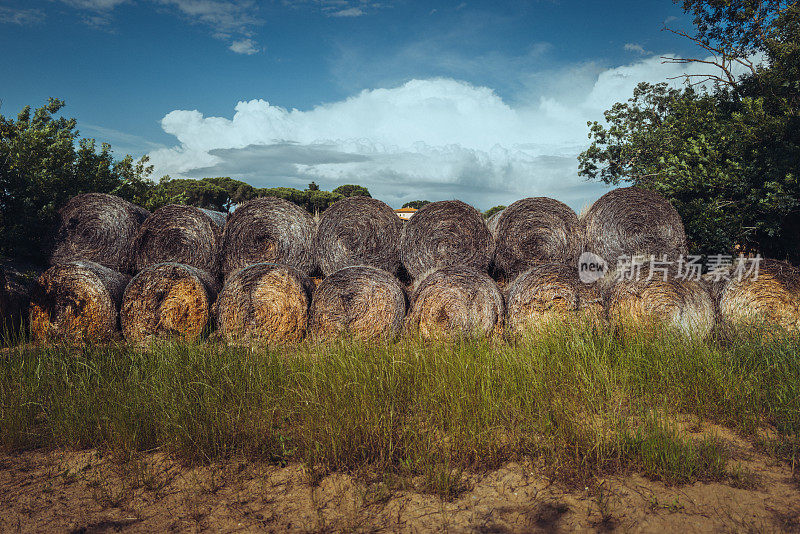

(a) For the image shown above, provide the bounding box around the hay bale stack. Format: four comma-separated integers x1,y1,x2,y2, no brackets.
400,200,493,280
50,193,150,273
0,262,42,339
486,210,504,234
29,260,130,342
492,198,583,283
309,265,407,340
605,268,715,338
134,204,226,274
406,266,504,339
505,263,603,335
314,197,403,276
120,263,219,342
214,263,313,344
583,187,687,265
218,197,315,278
715,259,800,330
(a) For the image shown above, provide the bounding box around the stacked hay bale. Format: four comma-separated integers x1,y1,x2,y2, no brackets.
406,266,504,339
314,196,403,276
603,266,715,339
711,258,800,332
505,263,603,335
134,204,226,274
0,262,41,340
50,193,150,274
214,263,314,344
218,197,316,278
29,260,130,342
583,187,688,265
120,263,219,342
309,265,406,340
400,200,493,281
491,197,583,287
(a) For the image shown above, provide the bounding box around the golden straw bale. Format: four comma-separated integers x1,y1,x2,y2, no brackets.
313,196,403,276
605,267,715,338
399,200,493,280
505,263,603,335
214,262,313,344
50,193,150,273
120,262,219,342
134,204,226,274
406,266,504,339
309,265,407,340
218,197,315,278
714,258,800,331
583,187,688,265
29,260,130,342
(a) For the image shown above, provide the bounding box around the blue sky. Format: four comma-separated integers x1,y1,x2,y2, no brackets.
1,0,727,210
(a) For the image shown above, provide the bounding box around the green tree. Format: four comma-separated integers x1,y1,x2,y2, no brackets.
0,98,152,262
332,184,371,197
579,2,800,261
483,205,506,219
307,181,320,191
201,177,256,210
402,200,431,209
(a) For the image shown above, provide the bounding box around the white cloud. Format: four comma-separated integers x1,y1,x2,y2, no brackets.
624,43,646,54
0,6,45,25
229,38,260,55
330,7,364,17
60,0,128,9
147,53,761,211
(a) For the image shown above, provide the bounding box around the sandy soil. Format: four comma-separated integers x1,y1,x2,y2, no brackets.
2,427,799,533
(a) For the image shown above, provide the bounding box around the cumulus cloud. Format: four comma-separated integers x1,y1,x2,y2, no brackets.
147,53,759,210
624,43,646,54
330,7,364,17
229,38,260,55
0,6,45,25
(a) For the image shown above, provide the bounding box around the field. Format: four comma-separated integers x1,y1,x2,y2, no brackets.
2,322,800,531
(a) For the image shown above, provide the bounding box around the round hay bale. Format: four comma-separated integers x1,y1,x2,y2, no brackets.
716,259,800,330
214,263,313,344
120,262,220,342
50,193,150,273
29,260,130,342
400,200,493,280
309,265,407,340
0,262,42,340
606,268,715,338
583,187,687,265
134,204,226,274
406,266,504,339
492,197,583,283
218,197,315,278
505,263,603,335
313,197,403,276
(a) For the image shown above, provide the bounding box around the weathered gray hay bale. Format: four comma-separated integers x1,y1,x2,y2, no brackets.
309,265,407,340
505,263,603,335
313,196,403,277
50,193,150,273
120,262,219,342
134,204,226,274
218,197,315,278
400,200,493,280
605,267,715,338
583,187,688,264
406,266,504,339
714,259,800,330
29,260,130,342
492,198,583,283
214,263,313,343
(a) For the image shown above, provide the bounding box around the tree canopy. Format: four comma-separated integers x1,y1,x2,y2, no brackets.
333,184,371,197
402,200,431,209
579,1,800,261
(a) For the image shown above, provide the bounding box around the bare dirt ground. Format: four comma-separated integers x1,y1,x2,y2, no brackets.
2,426,799,533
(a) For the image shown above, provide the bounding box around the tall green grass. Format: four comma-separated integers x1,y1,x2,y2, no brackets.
1,321,798,492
